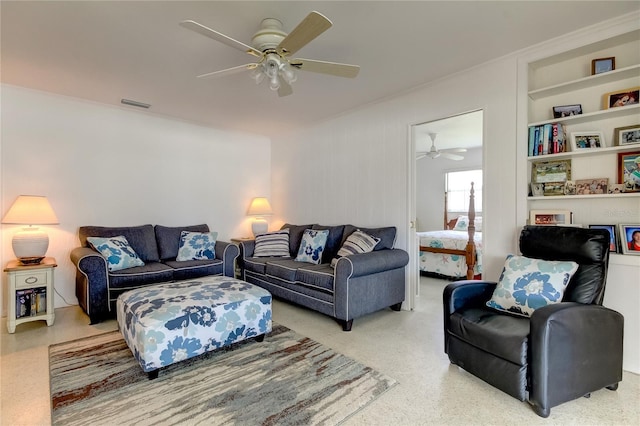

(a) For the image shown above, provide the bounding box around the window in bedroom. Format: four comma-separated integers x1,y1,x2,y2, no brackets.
446,169,483,214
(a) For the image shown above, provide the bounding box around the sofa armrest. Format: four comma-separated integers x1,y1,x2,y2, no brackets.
334,248,409,278
529,303,623,413
239,240,256,259
215,240,239,277
70,247,109,324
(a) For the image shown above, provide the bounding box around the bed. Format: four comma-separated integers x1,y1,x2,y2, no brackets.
418,183,481,280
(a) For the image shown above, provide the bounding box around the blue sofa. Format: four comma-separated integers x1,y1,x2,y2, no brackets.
70,224,239,324
239,223,409,331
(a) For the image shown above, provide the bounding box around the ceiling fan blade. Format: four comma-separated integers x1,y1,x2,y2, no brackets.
278,80,293,97
291,58,360,78
196,63,259,79
440,152,464,161
441,148,468,153
180,20,263,58
416,154,427,160
277,11,332,56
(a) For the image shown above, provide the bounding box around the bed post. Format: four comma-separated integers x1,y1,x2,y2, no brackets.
443,191,448,229
465,182,477,279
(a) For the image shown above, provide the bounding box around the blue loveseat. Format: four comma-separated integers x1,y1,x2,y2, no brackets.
70,224,239,324
239,223,409,331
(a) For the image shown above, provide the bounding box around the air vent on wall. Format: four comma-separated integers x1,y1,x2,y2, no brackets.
121,98,151,109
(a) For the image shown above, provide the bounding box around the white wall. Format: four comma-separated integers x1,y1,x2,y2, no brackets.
416,147,483,231
1,85,271,314
271,56,518,287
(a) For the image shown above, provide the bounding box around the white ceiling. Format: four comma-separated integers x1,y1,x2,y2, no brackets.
2,1,638,139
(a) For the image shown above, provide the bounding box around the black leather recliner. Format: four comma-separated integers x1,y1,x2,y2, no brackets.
443,225,624,417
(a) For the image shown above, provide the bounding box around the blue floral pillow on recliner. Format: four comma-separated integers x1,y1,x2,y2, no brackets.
486,254,579,317
295,229,329,264
176,231,218,261
87,235,145,272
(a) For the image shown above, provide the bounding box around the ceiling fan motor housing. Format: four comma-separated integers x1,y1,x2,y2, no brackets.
252,18,287,52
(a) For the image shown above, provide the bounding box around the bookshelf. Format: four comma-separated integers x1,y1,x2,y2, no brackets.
4,257,56,333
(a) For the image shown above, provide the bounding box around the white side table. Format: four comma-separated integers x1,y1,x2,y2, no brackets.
4,257,57,333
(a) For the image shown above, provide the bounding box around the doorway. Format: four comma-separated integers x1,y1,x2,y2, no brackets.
407,110,484,308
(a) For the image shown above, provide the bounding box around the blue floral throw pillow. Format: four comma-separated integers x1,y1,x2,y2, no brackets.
295,229,329,264
486,255,579,317
87,235,145,272
176,231,218,261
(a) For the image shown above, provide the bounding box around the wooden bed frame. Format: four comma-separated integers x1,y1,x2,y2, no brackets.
419,182,477,280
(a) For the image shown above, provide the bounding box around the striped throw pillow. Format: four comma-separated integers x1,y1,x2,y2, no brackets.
330,230,381,267
253,229,291,257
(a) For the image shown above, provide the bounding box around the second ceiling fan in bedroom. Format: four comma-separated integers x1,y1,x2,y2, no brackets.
180,11,360,97
417,133,467,161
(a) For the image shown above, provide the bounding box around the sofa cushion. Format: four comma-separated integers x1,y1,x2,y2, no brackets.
154,224,210,260
176,231,218,261
342,225,396,250
312,225,345,264
281,223,316,257
295,264,335,292
486,255,579,318
164,258,224,281
449,307,530,366
86,236,145,272
254,229,290,257
265,259,300,282
107,262,174,290
80,224,160,262
330,230,380,267
295,229,329,264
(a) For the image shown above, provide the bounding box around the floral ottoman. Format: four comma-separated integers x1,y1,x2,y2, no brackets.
116,276,272,379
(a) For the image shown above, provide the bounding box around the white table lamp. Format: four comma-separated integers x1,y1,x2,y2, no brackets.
2,195,59,264
247,197,273,237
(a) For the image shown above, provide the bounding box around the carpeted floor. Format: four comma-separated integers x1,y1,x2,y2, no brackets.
49,324,397,425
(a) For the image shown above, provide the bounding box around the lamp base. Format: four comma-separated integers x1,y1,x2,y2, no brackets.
18,256,46,265
252,219,269,237
12,227,49,262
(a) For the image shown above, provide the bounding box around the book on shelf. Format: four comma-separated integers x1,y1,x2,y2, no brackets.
528,123,567,156
15,288,47,318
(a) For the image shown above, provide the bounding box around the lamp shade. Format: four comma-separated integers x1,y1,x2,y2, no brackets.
2,195,59,225
247,197,273,216
2,195,59,264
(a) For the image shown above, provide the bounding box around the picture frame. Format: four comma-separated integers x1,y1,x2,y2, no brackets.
618,150,640,192
570,131,606,150
529,210,572,226
588,224,618,253
531,159,571,184
574,178,608,195
591,57,615,75
608,183,625,194
603,87,640,109
613,124,640,146
618,224,640,255
530,183,544,196
543,182,566,196
552,104,582,118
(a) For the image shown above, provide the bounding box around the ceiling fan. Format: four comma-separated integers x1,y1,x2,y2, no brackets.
180,11,360,97
417,133,467,161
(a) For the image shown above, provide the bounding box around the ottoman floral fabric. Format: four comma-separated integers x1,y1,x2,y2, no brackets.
116,276,272,373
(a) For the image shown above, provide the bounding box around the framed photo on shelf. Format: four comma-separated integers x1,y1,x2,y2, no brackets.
619,224,640,255
570,131,606,150
530,183,544,196
531,159,571,184
608,183,625,194
575,178,608,195
618,151,640,192
591,57,615,75
529,210,572,226
603,87,640,109
552,104,582,118
588,224,619,253
543,182,566,196
613,124,640,146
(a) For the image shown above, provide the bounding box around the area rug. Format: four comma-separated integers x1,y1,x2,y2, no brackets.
49,324,397,425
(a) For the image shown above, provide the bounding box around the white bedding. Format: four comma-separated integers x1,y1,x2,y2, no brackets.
417,230,483,278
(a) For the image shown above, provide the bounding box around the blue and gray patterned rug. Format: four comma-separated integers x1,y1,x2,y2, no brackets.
49,324,397,425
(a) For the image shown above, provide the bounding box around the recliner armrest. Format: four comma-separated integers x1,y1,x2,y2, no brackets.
334,248,409,278
443,280,497,315
529,302,624,413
